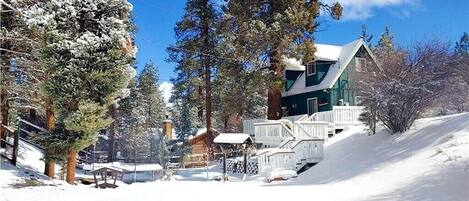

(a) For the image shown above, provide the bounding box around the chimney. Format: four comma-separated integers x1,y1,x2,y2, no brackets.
162,115,173,140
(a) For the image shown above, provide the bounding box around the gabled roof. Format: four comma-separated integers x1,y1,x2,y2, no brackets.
282,38,377,97
188,128,219,144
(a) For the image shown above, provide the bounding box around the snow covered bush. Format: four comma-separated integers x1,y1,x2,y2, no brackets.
357,40,452,133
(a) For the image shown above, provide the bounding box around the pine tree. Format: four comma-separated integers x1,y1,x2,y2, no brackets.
137,61,166,163
376,26,394,55
123,88,153,163
360,24,373,47
167,0,219,140
115,78,138,159
23,0,136,184
213,60,267,132
0,0,58,176
221,0,342,120
455,32,468,55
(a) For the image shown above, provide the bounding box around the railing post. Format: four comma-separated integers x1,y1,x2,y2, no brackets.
12,118,20,166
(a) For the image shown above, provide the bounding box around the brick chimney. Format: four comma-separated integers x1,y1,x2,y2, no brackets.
162,115,173,140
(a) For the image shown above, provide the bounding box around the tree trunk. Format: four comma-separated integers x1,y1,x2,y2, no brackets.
0,1,13,148
44,149,55,177
200,0,212,143
44,99,56,177
107,104,116,163
267,47,283,120
0,89,8,148
267,86,282,120
66,149,77,184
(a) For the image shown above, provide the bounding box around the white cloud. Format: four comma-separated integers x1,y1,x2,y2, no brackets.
159,81,173,107
325,0,419,20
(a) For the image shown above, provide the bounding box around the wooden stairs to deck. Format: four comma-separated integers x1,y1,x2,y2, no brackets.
254,106,364,176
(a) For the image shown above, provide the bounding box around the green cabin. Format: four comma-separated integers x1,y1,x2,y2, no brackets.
281,38,378,116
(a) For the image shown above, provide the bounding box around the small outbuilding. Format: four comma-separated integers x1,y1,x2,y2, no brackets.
186,128,220,167
213,133,253,180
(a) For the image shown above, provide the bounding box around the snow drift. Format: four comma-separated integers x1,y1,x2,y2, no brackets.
1,113,468,201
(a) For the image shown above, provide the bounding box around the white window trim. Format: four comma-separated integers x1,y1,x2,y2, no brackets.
307,97,318,115
355,57,366,72
306,62,316,76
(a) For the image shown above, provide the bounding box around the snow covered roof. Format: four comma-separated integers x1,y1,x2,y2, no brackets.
188,128,219,142
314,44,343,61
283,43,342,71
283,57,305,71
213,133,252,144
283,38,376,97
195,128,207,136
86,162,163,172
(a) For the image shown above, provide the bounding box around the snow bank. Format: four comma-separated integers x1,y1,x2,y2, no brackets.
1,113,468,201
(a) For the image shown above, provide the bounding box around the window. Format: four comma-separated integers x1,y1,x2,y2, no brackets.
306,62,316,76
307,98,318,115
355,57,366,72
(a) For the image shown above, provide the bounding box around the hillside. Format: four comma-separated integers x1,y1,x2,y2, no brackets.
1,113,468,201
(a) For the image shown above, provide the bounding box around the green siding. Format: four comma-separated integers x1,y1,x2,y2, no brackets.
330,47,369,106
281,90,332,116
285,70,303,91
305,61,332,87
282,46,373,116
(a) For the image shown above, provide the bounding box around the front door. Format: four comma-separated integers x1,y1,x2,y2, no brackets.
307,98,318,115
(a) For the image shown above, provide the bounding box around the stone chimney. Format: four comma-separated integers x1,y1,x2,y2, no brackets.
162,115,173,140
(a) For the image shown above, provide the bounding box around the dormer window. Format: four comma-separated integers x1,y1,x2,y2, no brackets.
355,57,366,72
306,62,316,76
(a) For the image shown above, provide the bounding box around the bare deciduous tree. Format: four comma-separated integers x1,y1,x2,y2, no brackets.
357,40,453,133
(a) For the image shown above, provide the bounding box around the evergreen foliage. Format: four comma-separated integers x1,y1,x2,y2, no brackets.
167,0,219,139
221,0,342,119
455,32,468,55
115,61,167,163
22,0,136,182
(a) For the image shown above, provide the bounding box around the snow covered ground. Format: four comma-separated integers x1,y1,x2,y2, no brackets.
1,113,468,201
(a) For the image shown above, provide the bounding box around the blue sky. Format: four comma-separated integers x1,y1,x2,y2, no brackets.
130,0,469,87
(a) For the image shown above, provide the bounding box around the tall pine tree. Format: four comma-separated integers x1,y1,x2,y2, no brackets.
222,0,342,119
23,0,136,184
137,61,166,163
168,0,219,139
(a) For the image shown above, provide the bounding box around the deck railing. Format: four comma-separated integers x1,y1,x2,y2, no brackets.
243,118,268,137
281,114,308,122
294,121,329,139
306,106,364,127
254,121,294,147
290,140,324,164
332,106,364,126
258,151,296,174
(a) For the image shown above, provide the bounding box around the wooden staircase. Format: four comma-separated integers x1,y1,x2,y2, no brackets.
253,106,364,176
256,120,327,175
